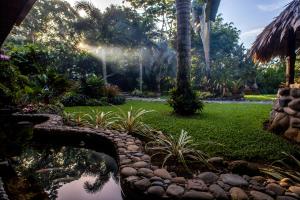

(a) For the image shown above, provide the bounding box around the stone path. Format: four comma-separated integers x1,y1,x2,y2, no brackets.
126,97,273,104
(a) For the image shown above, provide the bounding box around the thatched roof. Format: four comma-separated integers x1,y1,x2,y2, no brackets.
250,0,300,63
0,0,37,46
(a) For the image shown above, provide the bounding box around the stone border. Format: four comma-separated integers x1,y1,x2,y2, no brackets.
270,88,300,143
10,114,300,200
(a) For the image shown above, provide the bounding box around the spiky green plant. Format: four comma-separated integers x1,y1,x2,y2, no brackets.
260,152,300,184
72,112,88,126
146,129,211,172
84,109,116,129
62,111,75,124
114,107,154,137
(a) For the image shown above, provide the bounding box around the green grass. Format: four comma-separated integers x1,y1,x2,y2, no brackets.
245,94,277,101
65,101,299,162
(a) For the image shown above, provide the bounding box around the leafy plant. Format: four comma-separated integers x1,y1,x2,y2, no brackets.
146,130,211,172
114,107,154,137
260,152,300,184
104,85,121,98
62,111,75,124
84,109,116,129
72,112,88,126
168,87,204,115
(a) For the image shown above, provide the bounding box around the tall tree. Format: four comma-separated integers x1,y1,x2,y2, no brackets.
8,0,80,47
169,0,203,115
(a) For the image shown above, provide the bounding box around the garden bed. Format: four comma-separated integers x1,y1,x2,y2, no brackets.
4,113,299,200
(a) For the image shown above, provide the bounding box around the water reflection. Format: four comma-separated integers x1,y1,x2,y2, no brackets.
14,146,123,200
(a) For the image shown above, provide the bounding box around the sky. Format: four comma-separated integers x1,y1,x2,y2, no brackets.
66,0,291,49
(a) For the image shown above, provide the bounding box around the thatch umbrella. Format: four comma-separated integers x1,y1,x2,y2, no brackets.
250,0,300,86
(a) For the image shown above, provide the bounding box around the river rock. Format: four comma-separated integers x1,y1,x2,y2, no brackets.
132,161,149,168
121,167,137,176
147,186,165,196
284,107,298,115
172,177,186,184
280,97,293,107
209,184,228,199
208,157,224,165
290,117,300,128
134,178,151,190
278,88,290,96
228,160,259,176
288,99,300,110
154,169,172,179
187,179,208,191
198,172,219,184
289,186,300,196
284,128,299,140
230,187,249,200
250,191,274,200
220,174,248,186
266,183,285,195
290,88,300,97
276,196,297,200
166,184,185,197
137,168,153,177
182,190,214,199
127,145,139,151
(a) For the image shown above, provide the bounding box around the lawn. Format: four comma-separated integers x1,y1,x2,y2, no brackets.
245,94,277,101
65,101,299,162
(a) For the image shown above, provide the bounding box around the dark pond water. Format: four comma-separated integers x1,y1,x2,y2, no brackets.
13,145,123,200
0,112,124,200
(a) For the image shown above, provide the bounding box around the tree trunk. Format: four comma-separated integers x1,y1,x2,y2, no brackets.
139,50,143,92
176,0,192,92
101,49,107,85
286,31,296,86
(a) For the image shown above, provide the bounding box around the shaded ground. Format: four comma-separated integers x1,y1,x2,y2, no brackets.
65,101,299,162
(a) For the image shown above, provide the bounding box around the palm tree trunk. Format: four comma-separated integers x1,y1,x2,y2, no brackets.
101,49,107,85
139,50,143,92
176,0,192,92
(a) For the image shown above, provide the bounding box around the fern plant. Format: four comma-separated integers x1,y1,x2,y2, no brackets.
114,107,154,137
146,130,211,172
84,109,116,129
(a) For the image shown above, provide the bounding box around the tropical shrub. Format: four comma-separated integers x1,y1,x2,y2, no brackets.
146,130,211,172
114,107,154,138
84,109,116,129
61,93,87,107
168,87,204,115
197,91,214,100
85,98,109,106
0,60,29,106
104,85,121,98
80,75,105,99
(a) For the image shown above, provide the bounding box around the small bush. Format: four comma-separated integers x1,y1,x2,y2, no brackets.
85,98,109,106
80,75,105,99
196,91,213,100
131,89,143,97
108,96,126,105
61,93,87,107
104,85,121,98
168,87,204,115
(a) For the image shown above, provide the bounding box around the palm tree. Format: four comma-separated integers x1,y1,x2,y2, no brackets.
168,0,203,115
176,0,192,91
